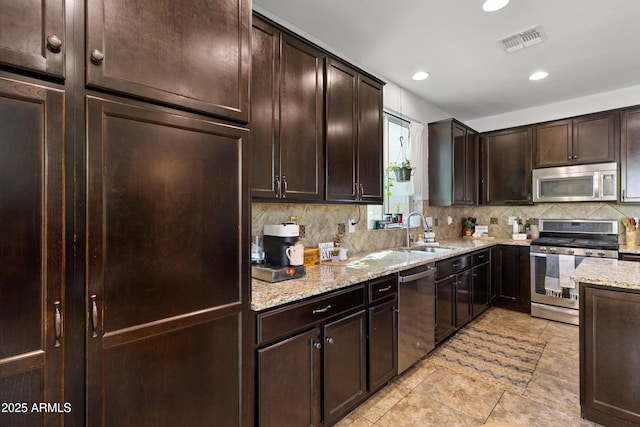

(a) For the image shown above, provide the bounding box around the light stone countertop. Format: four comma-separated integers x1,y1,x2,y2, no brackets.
619,244,640,255
571,258,640,291
251,237,530,312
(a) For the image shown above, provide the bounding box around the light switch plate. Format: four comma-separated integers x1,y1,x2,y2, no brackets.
348,219,356,233
508,216,517,225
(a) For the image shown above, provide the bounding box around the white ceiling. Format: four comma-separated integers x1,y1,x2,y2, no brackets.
253,0,640,121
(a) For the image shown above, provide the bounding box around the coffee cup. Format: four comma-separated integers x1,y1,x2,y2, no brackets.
285,244,304,266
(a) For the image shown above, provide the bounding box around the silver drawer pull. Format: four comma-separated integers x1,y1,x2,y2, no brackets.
452,263,460,267
312,304,331,314
378,286,392,292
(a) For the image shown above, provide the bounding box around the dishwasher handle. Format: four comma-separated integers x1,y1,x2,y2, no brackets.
398,266,435,283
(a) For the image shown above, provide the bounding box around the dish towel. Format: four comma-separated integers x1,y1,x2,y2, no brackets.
544,255,562,298
559,255,576,289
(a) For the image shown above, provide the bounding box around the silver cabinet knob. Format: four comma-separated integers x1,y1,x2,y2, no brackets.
313,342,322,350
47,35,63,52
90,49,105,64
326,337,334,345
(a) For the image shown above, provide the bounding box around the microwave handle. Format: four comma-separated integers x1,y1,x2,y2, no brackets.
594,171,600,199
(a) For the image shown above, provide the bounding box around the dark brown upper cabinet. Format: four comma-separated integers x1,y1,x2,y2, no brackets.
0,0,65,78
620,106,640,203
481,126,533,205
250,15,325,201
534,112,617,168
86,0,250,122
326,58,384,203
428,119,478,206
0,77,65,426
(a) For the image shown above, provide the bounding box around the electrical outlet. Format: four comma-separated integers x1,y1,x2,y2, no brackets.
508,216,517,225
338,223,345,234
299,225,306,238
447,216,453,225
425,216,433,227
348,219,356,233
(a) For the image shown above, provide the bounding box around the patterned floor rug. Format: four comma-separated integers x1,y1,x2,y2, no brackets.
429,322,546,394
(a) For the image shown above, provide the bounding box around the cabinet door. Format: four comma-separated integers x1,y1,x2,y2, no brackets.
493,246,531,314
326,59,358,201
357,74,384,203
279,33,325,201
582,287,640,425
368,299,397,393
534,119,572,168
323,310,367,425
86,97,248,427
573,112,616,165
455,270,473,327
0,78,64,427
464,131,479,204
452,123,467,205
621,108,640,203
250,16,280,199
0,0,65,77
86,0,250,121
258,328,321,427
482,126,532,205
472,262,490,317
435,276,456,343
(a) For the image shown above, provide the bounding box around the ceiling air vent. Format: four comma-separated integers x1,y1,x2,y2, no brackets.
498,25,545,53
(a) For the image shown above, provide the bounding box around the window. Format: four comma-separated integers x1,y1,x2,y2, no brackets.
384,112,413,218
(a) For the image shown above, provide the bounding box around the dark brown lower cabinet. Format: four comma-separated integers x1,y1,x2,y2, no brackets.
455,269,473,327
491,245,531,313
255,281,394,426
472,259,491,317
581,285,640,426
258,328,321,427
435,276,456,343
323,310,367,426
368,298,398,393
0,77,65,427
85,97,248,427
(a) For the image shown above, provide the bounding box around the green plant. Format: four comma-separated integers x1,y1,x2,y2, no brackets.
464,218,475,229
384,160,414,197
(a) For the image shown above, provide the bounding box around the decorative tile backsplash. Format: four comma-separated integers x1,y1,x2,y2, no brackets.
252,201,639,254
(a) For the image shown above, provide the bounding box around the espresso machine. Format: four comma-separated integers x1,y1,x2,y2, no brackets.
252,223,306,282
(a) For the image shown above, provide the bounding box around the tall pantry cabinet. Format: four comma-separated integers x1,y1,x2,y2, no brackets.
0,0,252,426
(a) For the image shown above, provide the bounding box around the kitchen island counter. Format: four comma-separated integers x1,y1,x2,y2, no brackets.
251,238,529,311
571,257,640,290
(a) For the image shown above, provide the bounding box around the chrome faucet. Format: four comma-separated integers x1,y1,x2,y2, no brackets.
405,212,427,248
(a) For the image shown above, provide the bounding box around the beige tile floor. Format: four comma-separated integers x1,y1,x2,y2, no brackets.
336,307,603,427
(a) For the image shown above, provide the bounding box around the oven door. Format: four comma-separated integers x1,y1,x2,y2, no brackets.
530,251,583,309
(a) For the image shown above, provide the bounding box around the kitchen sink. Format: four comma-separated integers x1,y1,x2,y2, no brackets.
395,246,454,254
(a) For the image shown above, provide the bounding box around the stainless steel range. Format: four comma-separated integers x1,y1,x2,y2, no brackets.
530,219,619,325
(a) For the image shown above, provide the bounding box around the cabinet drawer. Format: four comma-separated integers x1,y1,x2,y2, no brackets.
437,255,472,278
257,285,365,344
368,275,397,304
473,250,489,265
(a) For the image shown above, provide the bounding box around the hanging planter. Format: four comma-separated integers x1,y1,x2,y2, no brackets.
394,166,413,182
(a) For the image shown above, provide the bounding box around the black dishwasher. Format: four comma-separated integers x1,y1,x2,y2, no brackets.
397,263,436,373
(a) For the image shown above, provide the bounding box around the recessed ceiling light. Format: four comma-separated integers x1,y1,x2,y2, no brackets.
529,71,549,81
482,0,510,12
412,71,430,81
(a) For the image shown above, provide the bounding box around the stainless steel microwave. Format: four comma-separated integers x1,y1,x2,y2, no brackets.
532,162,617,202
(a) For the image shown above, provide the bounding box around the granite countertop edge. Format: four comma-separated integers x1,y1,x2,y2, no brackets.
619,244,640,255
251,238,530,312
571,258,640,291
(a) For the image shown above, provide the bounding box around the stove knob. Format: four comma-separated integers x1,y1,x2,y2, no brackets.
549,247,557,253
585,250,593,256
540,247,548,253
597,251,606,257
566,249,575,255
